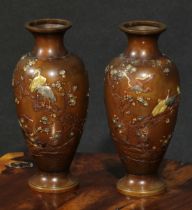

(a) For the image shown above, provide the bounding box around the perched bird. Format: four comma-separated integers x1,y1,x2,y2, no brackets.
29,69,56,102
37,86,56,102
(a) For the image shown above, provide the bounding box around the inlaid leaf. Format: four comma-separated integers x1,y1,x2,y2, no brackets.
152,99,167,117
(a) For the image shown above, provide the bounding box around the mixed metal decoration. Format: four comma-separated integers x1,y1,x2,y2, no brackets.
12,19,89,193
104,20,180,197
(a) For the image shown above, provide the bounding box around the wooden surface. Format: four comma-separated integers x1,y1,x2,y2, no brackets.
0,153,192,210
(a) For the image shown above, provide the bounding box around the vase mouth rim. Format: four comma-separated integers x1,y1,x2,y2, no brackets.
119,20,167,35
25,18,72,33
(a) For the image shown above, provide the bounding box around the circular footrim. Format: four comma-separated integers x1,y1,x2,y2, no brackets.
117,174,166,197
28,172,79,193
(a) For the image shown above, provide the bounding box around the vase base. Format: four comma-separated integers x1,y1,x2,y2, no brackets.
117,174,166,197
28,171,79,193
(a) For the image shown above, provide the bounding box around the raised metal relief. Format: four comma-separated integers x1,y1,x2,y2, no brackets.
136,96,148,107
68,94,77,106
107,56,179,163
59,70,66,78
29,69,56,102
152,99,167,117
23,58,37,72
13,55,85,155
152,94,178,117
109,64,137,81
29,69,46,92
36,86,56,102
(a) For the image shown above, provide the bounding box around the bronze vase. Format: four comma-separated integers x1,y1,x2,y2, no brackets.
104,20,180,197
12,19,89,193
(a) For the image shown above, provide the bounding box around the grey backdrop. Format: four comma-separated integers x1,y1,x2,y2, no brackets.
0,0,191,162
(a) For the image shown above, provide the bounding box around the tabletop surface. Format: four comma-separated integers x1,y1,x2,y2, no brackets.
0,152,192,210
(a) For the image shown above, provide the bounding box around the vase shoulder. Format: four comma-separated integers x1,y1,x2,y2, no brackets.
15,52,87,73
105,53,180,100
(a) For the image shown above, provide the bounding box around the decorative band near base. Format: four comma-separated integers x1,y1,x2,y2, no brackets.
117,174,166,197
28,172,79,193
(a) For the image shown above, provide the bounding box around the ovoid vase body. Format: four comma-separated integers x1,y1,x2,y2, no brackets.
104,20,180,197
12,19,89,193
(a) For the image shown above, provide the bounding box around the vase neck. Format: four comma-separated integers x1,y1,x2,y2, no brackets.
25,19,72,59
32,33,67,59
124,34,161,59
119,20,167,60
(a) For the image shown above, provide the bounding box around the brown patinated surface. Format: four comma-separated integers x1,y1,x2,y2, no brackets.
104,20,180,196
12,19,89,192
0,152,192,210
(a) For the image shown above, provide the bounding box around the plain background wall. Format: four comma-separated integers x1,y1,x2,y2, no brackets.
0,0,191,162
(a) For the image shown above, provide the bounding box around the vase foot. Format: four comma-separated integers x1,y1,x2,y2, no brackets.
117,174,166,197
28,171,79,193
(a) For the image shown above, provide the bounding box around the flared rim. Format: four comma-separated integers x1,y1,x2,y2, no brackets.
25,18,72,33
119,20,167,35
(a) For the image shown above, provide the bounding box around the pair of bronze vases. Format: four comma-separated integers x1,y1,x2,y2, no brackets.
12,19,180,197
